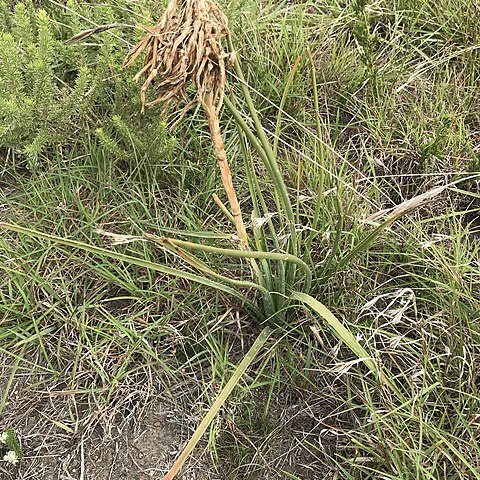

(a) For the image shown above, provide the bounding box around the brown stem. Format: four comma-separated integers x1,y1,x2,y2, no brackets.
203,93,249,249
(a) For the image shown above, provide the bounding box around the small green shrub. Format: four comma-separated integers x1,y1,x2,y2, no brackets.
0,0,168,167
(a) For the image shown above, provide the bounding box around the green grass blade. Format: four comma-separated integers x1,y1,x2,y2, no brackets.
273,55,302,157
291,292,401,395
335,218,395,272
320,196,344,276
0,346,26,416
306,46,324,199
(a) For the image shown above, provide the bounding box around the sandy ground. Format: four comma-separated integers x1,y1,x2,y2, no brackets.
0,365,339,480
0,372,219,480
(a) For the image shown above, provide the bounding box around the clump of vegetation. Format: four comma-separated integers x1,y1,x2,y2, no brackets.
0,0,173,168
0,428,22,466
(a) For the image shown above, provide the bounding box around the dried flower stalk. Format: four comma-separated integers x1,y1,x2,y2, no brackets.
123,0,248,247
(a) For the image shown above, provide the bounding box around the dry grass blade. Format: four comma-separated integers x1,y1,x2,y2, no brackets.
67,24,127,43
123,0,248,248
366,186,447,222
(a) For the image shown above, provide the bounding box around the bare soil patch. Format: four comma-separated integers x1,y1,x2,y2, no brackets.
0,369,217,480
0,362,335,480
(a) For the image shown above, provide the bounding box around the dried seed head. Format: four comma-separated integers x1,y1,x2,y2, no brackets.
124,0,230,114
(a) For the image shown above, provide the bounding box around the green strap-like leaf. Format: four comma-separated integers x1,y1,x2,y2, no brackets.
290,292,377,374
162,326,273,480
0,222,262,317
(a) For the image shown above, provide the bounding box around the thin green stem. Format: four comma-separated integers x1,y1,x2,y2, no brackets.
212,193,236,225
335,217,396,272
273,55,302,157
306,46,324,199
145,234,312,292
